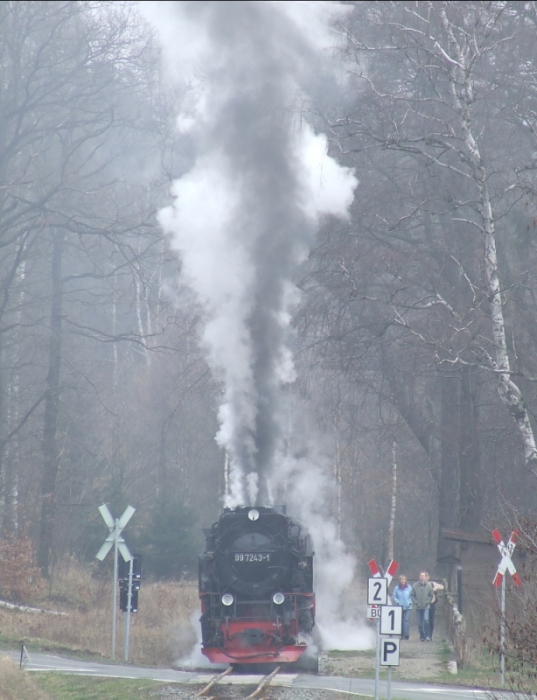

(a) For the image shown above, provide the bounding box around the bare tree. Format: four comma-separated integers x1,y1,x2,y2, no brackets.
337,1,537,470
296,1,537,569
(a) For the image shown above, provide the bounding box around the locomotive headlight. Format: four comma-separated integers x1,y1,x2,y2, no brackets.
272,592,285,605
248,509,260,521
221,593,234,606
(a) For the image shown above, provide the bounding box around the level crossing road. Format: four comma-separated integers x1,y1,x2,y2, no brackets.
3,648,523,700
296,674,509,699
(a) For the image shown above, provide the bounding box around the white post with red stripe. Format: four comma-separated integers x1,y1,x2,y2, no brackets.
492,529,522,686
368,559,398,700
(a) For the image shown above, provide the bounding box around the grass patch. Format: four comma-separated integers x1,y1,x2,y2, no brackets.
328,649,376,658
435,643,502,688
0,633,111,662
32,674,166,699
0,655,51,699
437,640,451,665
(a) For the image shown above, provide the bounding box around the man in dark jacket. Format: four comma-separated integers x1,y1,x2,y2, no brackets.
411,571,434,641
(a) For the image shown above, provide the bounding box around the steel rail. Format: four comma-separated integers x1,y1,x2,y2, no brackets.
246,666,280,699
195,664,280,700
195,666,233,697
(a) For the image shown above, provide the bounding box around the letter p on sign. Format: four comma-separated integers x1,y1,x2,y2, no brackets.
380,638,400,666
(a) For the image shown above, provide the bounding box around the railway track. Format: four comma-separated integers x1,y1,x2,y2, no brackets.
195,665,281,700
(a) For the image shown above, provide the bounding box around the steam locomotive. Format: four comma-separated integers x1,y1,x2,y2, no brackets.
198,505,315,665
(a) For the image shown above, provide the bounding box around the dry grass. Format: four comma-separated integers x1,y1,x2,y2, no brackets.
0,558,199,667
0,655,51,699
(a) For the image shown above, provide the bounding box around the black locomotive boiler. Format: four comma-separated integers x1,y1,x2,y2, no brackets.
198,505,315,665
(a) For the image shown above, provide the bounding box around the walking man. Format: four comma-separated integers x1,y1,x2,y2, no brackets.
411,571,434,641
424,572,444,640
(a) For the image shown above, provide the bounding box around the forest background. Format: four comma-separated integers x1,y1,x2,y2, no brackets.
1,0,537,591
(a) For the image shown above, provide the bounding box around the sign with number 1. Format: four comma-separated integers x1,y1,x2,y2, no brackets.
368,577,388,605
380,605,402,635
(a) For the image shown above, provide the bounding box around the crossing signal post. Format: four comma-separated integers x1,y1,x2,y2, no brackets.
95,504,135,660
120,585,138,613
119,554,142,612
492,529,522,687
119,554,142,661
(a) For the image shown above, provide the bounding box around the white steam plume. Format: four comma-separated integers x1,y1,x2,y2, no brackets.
145,0,356,506
271,416,374,650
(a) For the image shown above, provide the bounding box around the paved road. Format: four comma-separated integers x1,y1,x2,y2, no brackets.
4,648,520,700
297,674,507,699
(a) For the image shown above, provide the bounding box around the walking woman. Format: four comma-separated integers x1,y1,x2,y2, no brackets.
392,574,413,640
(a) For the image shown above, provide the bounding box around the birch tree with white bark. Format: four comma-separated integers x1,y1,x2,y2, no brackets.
336,1,537,474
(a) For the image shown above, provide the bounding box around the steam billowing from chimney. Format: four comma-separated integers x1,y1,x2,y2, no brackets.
149,0,356,507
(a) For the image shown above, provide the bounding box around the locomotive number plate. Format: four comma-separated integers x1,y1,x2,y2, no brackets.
234,553,270,562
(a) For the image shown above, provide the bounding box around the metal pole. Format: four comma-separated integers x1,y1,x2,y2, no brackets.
387,665,392,700
375,616,380,700
124,557,133,661
500,575,505,686
457,566,462,614
112,518,118,660
123,598,128,661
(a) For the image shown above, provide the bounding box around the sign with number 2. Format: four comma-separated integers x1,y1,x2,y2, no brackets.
368,577,388,605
